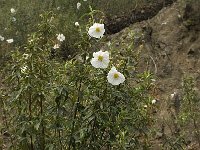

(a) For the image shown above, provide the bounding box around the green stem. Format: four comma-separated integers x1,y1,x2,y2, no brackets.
68,52,87,149
28,50,34,150
58,130,63,150
193,117,200,148
1,98,14,146
56,101,63,150
68,79,83,150
29,92,34,150
40,96,45,150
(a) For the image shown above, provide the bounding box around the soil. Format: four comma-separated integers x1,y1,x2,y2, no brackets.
105,0,177,34
104,0,200,149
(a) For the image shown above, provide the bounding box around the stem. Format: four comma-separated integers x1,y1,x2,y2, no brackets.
28,51,34,150
68,52,87,149
38,62,45,149
59,130,63,150
40,96,45,150
193,118,200,148
1,99,14,146
56,101,63,150
29,93,34,150
54,129,57,149
186,81,200,148
68,80,82,150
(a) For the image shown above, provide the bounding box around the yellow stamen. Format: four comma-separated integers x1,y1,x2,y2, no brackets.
98,55,103,61
96,27,101,32
113,73,119,79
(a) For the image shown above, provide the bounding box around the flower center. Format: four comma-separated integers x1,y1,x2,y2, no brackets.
98,55,103,61
113,73,119,79
95,27,101,33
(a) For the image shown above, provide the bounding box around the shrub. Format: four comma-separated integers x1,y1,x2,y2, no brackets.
1,7,157,149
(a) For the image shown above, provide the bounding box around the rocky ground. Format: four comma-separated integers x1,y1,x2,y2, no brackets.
107,0,200,92
105,0,176,34
104,0,200,149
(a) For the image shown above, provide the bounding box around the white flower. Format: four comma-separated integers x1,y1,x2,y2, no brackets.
83,0,87,1
23,53,29,60
91,50,110,69
88,23,105,39
21,65,28,73
107,67,125,85
144,105,148,108
152,99,157,104
6,39,13,43
12,17,16,22
161,22,167,25
10,8,16,14
53,44,60,49
0,35,4,41
75,22,79,27
57,7,60,10
170,92,177,99
77,2,81,9
107,41,111,46
57,34,65,42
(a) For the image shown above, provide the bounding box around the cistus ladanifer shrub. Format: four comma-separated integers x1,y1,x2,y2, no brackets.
1,7,157,150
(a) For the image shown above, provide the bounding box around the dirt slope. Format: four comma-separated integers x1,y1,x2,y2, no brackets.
105,1,200,149
105,0,176,34
108,0,200,92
